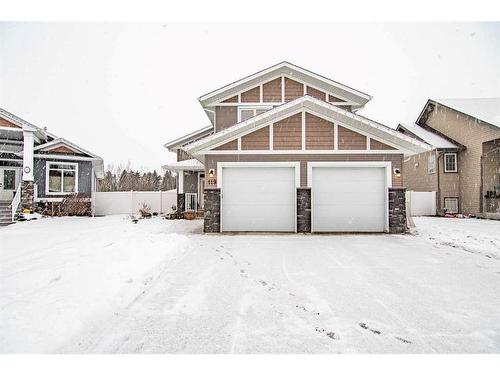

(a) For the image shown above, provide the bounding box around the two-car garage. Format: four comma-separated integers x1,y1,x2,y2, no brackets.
218,162,390,233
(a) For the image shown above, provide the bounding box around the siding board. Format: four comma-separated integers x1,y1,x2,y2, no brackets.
241,126,270,150
263,78,282,102
306,86,326,101
273,113,302,150
284,78,304,102
215,106,237,131
338,126,367,150
370,138,396,150
305,113,334,150
241,86,260,103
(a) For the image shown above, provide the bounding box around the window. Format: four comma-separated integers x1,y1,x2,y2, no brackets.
185,193,197,211
46,162,78,194
3,170,16,190
237,106,272,122
428,153,436,174
444,197,459,213
444,153,458,172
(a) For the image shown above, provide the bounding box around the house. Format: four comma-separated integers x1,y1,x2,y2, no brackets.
164,62,431,233
397,98,500,219
0,107,104,225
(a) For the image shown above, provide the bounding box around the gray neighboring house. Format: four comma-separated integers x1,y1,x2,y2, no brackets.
0,107,104,226
397,98,500,218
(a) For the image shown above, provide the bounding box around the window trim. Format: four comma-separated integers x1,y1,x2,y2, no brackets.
45,161,79,195
237,106,272,123
443,197,459,214
443,153,458,173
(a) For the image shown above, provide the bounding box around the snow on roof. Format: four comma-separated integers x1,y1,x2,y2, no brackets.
435,98,500,128
163,158,205,171
398,123,459,149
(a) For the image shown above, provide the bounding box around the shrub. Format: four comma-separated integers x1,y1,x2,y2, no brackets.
61,194,91,216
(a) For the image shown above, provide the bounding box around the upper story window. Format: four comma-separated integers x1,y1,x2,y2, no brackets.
46,162,78,194
238,106,272,123
444,153,458,173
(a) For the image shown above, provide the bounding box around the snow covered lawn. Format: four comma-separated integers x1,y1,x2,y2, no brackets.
1,215,499,353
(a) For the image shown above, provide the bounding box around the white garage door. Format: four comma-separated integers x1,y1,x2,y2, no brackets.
221,166,296,232
311,166,387,232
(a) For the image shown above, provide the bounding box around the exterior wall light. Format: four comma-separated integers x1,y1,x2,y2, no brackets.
393,167,401,177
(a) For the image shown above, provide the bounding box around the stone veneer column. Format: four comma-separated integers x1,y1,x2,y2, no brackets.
388,187,407,234
21,181,35,211
204,189,220,233
297,188,311,233
176,193,185,219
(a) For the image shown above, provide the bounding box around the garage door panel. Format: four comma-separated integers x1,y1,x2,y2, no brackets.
222,166,295,232
312,166,387,232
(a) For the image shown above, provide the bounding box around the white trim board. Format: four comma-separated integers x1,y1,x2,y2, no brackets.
185,96,432,156
44,161,79,195
199,61,372,107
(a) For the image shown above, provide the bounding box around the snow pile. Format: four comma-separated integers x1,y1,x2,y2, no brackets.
0,215,196,353
413,217,500,259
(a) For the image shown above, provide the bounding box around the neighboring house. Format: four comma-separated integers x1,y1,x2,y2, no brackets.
164,62,430,233
0,107,104,225
397,98,500,218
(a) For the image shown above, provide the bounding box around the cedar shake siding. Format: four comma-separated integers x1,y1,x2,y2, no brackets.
241,126,270,150
284,78,304,102
338,126,367,150
0,117,21,128
306,86,326,101
222,95,238,103
241,86,260,102
263,78,282,102
205,154,404,188
215,106,237,132
214,139,238,151
273,113,302,150
305,113,334,150
370,138,396,150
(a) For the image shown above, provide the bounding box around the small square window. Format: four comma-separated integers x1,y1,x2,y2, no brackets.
444,197,459,213
444,153,457,173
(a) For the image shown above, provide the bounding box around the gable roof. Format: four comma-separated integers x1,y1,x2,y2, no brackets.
33,138,102,159
419,98,500,129
0,107,56,141
396,123,459,149
198,61,372,109
185,96,432,156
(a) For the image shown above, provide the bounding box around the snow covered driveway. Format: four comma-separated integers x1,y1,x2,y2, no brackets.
1,216,500,353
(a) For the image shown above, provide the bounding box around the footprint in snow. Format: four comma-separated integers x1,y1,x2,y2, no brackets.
359,322,381,335
315,327,339,340
49,275,62,284
395,336,412,344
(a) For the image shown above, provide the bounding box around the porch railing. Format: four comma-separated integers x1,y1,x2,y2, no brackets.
11,183,21,221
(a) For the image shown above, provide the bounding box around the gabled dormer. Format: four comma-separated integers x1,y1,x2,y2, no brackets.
198,61,372,132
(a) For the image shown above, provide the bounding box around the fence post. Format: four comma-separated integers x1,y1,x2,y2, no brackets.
160,190,163,214
131,190,134,216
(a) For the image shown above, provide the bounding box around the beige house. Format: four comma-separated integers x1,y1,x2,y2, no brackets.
164,62,430,233
397,98,500,218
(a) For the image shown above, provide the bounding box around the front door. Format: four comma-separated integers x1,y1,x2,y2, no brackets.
0,168,19,201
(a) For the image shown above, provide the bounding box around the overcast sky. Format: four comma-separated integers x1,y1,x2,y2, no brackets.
1,22,499,171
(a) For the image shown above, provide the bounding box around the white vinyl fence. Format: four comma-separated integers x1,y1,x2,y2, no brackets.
406,191,437,216
94,190,177,216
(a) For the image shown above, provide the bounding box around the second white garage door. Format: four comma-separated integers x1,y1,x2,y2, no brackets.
221,166,296,232
311,166,387,232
